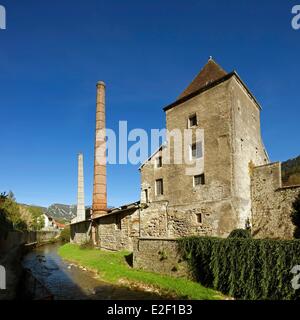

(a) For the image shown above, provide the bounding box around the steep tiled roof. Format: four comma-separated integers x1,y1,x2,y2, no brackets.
178,58,227,100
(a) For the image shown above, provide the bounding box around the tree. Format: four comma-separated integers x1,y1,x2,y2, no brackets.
291,192,300,239
28,206,45,231
0,191,28,231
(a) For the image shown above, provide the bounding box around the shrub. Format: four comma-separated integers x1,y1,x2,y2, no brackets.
228,229,252,239
59,226,70,243
178,237,300,300
291,192,300,239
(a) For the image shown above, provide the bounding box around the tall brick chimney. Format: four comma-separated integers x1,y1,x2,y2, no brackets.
92,81,107,217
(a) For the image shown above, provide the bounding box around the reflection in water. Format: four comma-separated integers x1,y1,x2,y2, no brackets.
22,243,163,300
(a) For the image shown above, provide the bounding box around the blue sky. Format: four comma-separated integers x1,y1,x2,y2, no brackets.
0,0,299,207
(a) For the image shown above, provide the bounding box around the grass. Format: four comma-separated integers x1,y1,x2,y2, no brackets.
58,243,225,300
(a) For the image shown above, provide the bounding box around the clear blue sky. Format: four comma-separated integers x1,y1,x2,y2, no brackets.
0,0,299,207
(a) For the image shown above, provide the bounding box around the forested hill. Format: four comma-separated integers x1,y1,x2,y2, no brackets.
282,155,300,186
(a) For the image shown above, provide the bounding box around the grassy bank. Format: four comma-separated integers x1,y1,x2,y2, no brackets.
58,243,224,300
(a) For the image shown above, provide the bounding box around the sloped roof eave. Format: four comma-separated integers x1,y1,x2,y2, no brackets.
163,72,262,112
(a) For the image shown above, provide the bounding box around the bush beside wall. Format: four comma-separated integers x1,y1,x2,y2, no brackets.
178,237,300,300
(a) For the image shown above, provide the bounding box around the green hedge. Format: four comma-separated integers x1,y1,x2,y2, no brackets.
228,229,252,239
178,237,300,300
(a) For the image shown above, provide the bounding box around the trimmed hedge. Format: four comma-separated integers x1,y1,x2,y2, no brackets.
178,237,300,300
228,229,252,239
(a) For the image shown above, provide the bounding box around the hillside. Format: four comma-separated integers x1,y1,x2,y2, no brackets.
21,203,77,223
282,155,300,186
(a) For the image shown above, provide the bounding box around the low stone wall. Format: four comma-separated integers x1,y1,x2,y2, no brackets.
70,220,91,244
133,238,190,278
251,162,300,239
96,208,139,251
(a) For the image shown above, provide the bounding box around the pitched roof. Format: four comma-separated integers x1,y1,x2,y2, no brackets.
178,58,227,100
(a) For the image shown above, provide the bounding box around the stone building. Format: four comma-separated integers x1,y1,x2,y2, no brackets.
139,58,269,238
70,58,300,249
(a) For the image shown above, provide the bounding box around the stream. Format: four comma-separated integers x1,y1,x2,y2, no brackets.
21,243,163,300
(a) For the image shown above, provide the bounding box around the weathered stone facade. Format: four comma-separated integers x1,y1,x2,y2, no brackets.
94,206,140,251
71,59,299,251
251,162,300,239
140,69,268,238
70,221,91,244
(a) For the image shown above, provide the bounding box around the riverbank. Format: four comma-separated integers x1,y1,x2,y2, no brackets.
58,243,225,300
0,230,60,300
22,243,166,300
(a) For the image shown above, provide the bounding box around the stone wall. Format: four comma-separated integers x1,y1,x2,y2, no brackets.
96,208,140,251
133,238,189,278
251,162,300,239
70,221,91,244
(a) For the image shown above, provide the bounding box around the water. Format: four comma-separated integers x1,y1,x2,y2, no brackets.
22,243,163,300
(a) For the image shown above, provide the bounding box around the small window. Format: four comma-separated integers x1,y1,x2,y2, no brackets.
116,215,121,230
191,142,203,160
188,114,197,128
155,156,162,168
194,174,205,186
196,213,202,224
144,189,149,203
155,179,164,196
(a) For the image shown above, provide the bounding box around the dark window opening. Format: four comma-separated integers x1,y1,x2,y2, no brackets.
156,179,164,196
116,215,122,230
144,189,149,203
191,142,203,159
156,156,162,168
197,214,202,224
188,114,198,128
194,174,205,186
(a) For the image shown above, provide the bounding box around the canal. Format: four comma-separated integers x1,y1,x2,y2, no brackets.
22,243,163,300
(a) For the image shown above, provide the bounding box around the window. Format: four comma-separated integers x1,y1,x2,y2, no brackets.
194,174,205,186
116,215,121,230
191,142,203,160
196,213,203,224
144,189,149,203
188,114,197,128
155,179,164,196
155,156,162,168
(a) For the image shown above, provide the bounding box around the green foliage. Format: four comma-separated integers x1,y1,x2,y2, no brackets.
282,156,300,186
178,237,300,300
59,225,70,243
59,244,224,300
291,193,300,239
228,229,252,239
28,206,45,231
0,191,27,231
158,250,168,261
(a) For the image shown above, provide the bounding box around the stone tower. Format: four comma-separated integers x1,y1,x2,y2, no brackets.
76,153,85,222
92,81,107,218
140,58,269,238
